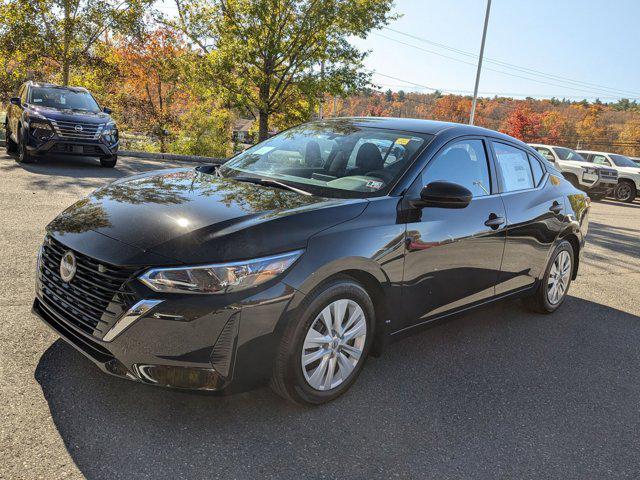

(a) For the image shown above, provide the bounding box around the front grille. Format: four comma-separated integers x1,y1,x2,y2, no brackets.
50,120,104,140
38,236,138,339
598,168,618,180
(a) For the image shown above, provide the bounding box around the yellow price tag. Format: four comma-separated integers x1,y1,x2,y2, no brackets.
395,138,411,145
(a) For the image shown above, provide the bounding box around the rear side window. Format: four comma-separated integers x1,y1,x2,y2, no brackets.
592,154,611,166
493,143,534,192
422,139,491,197
528,154,545,186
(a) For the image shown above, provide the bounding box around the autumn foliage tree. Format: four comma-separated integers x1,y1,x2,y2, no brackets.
500,103,543,142
111,29,190,152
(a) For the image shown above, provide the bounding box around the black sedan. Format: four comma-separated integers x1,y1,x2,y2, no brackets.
32,118,589,405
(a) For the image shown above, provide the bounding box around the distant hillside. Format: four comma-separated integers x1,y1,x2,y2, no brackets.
327,91,640,156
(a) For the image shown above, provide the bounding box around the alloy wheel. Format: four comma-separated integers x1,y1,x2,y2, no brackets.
301,299,367,391
547,250,571,305
615,183,633,202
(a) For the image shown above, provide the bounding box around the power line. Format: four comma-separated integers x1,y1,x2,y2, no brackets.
382,26,640,98
372,32,640,100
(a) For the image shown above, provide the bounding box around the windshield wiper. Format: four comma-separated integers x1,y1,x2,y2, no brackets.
232,176,312,196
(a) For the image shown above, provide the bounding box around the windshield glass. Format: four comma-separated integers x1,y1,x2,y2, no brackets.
219,120,432,198
28,87,101,112
610,154,638,168
553,147,585,161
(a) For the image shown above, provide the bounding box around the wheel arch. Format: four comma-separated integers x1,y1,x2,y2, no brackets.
560,232,581,280
285,257,394,357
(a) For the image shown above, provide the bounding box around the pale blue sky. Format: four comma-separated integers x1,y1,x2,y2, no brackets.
157,0,640,101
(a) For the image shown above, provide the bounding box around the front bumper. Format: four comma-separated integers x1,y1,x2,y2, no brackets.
581,177,617,195
25,125,118,158
33,254,298,392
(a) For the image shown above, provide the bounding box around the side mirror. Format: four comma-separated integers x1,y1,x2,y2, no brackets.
9,97,21,106
411,181,473,209
102,106,112,114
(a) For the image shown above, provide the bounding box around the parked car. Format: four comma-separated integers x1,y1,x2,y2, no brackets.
5,81,119,167
33,118,589,405
529,144,618,200
631,157,640,167
577,150,640,203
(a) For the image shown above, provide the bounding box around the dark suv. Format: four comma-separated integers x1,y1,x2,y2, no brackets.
5,81,119,167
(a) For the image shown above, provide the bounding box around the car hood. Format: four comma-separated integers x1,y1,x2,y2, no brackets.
616,166,640,175
27,104,111,124
558,159,594,169
47,168,368,265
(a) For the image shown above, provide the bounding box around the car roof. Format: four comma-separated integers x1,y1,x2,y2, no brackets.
321,117,529,145
576,150,616,155
24,81,89,93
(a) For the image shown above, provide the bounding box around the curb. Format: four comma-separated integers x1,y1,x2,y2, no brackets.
118,150,225,164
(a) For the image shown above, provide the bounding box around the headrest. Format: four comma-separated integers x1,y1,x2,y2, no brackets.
304,141,322,167
355,143,384,171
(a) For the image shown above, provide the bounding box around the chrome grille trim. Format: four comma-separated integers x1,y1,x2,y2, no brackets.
38,236,138,339
50,120,104,140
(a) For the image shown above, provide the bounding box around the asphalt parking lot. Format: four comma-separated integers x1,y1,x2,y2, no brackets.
1,153,640,480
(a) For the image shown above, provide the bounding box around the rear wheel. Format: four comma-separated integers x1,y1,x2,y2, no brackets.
271,279,374,405
614,180,636,203
100,155,117,168
524,241,574,314
17,128,34,164
5,122,17,153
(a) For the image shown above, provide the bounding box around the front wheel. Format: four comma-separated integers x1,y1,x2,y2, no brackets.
17,128,34,163
100,155,117,168
614,181,636,203
524,241,574,314
5,123,17,153
271,279,374,405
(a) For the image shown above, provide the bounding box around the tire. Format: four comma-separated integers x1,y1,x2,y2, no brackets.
5,122,17,153
564,174,580,189
614,180,636,203
270,278,375,405
524,240,574,314
100,155,117,168
16,127,34,164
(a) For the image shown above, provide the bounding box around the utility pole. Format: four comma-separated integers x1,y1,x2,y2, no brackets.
469,0,492,125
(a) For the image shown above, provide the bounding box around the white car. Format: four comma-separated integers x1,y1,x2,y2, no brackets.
529,144,618,200
577,150,640,203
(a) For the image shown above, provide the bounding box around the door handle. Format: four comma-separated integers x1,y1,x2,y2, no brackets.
549,201,563,214
484,213,505,229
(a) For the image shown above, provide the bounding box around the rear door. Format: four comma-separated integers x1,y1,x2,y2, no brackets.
489,141,566,295
399,137,507,329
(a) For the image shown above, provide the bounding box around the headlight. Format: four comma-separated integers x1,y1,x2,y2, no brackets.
30,121,54,141
138,250,303,294
583,166,597,175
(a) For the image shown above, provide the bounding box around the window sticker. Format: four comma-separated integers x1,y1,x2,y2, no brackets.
395,138,411,145
33,98,43,103
365,180,384,190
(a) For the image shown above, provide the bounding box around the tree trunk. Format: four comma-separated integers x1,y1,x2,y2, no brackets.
258,111,269,142
62,60,70,86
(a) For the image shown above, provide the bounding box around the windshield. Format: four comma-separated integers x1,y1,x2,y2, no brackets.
28,87,101,113
610,154,638,168
219,120,432,198
553,147,585,161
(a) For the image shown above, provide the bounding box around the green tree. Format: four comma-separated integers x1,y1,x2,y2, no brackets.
166,0,395,140
0,0,151,85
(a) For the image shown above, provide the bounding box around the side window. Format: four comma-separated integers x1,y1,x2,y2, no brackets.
534,147,555,162
592,155,611,166
528,154,545,186
493,143,534,192
422,139,491,197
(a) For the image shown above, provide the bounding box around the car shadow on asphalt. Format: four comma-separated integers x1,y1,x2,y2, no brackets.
0,153,183,191
35,296,640,479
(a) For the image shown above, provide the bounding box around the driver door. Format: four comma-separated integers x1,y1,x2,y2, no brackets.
399,138,507,330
